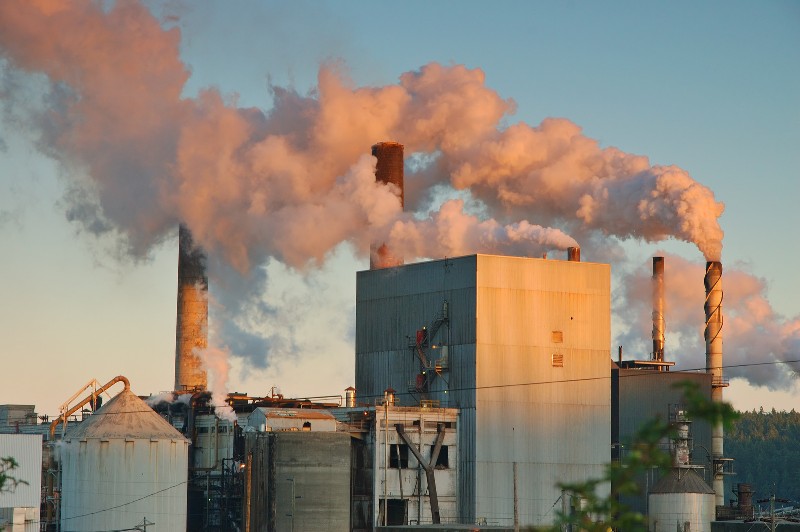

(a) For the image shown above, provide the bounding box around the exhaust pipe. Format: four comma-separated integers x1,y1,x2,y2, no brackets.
567,246,581,262
652,257,665,364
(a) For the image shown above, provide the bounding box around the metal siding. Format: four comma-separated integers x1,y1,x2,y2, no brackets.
649,492,715,532
473,255,611,527
60,437,188,531
616,370,714,515
0,434,42,509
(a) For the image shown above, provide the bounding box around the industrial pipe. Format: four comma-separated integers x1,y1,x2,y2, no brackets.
652,256,665,364
49,375,130,439
567,246,581,262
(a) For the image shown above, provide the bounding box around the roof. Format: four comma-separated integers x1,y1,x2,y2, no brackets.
65,389,186,441
251,408,336,421
649,468,715,494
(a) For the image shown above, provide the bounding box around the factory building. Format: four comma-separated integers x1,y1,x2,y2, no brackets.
355,253,612,527
3,144,755,532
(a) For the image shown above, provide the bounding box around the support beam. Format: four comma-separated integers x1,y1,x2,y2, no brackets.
395,423,446,524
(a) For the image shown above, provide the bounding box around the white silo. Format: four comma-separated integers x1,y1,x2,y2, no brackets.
648,409,715,532
648,468,715,532
60,386,189,531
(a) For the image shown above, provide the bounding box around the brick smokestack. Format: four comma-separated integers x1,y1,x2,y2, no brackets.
175,224,208,391
370,141,404,269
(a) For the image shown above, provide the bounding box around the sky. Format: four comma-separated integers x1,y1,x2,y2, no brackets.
1,1,798,417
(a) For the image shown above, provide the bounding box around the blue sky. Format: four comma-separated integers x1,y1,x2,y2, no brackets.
1,1,798,416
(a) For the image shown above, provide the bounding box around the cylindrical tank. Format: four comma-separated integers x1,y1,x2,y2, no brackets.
193,414,234,469
383,387,396,406
345,387,356,408
648,469,715,532
567,246,581,262
60,389,189,531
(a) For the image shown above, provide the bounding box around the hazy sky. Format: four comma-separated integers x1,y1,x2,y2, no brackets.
1,1,798,417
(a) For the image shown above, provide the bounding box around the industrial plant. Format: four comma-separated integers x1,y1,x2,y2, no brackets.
2,142,797,532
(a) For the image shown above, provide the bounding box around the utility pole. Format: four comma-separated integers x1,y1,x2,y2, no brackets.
134,517,155,531
513,462,519,532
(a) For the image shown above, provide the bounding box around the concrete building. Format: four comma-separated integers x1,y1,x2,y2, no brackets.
355,253,611,527
243,430,351,532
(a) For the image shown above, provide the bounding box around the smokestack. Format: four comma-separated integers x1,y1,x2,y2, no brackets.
567,246,581,262
704,260,725,506
175,224,208,392
652,256,665,364
370,141,404,269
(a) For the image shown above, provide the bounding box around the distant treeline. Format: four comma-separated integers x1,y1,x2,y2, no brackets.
725,408,800,504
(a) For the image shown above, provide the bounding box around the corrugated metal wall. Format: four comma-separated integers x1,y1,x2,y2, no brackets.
472,255,611,526
0,434,42,509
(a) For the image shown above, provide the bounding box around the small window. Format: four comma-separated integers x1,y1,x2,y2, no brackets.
197,427,209,434
384,499,407,526
552,331,564,343
434,445,449,469
552,353,564,367
389,444,409,468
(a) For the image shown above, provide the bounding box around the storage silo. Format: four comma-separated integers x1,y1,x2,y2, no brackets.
60,387,189,531
648,468,715,532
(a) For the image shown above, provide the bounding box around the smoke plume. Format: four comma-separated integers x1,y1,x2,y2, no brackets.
0,2,734,385
615,254,800,389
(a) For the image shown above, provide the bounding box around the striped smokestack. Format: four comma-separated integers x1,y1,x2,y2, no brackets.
175,224,208,392
652,256,665,364
370,141,404,269
704,260,726,506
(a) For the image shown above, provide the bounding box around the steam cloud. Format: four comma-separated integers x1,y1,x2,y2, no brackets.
1,2,745,386
615,254,800,389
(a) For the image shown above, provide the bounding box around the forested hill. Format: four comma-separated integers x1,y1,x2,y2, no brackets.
725,409,800,503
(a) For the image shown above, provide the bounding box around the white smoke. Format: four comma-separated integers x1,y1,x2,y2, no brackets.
0,1,742,388
615,254,800,389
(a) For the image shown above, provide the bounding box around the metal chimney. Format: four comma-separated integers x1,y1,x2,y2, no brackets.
370,141,404,269
174,224,208,392
704,260,727,506
652,256,665,364
567,246,581,262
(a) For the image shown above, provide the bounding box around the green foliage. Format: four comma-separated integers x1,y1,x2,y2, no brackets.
550,381,738,532
726,408,800,502
1,456,29,495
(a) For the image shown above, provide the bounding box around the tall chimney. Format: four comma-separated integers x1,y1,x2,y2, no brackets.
704,260,725,506
370,141,404,269
175,224,208,392
652,256,665,364
567,246,581,262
